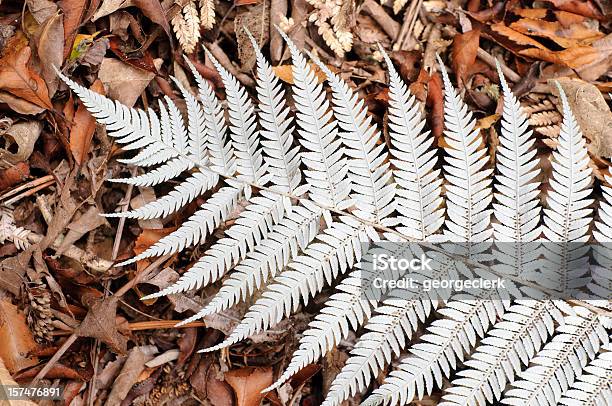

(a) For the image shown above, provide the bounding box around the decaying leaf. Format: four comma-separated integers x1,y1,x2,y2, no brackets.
451,29,480,85
0,33,53,112
0,121,43,166
68,79,105,165
105,345,157,405
510,18,604,48
0,300,39,374
273,63,329,84
551,77,612,158
74,296,128,353
0,357,38,406
98,57,162,107
225,367,274,406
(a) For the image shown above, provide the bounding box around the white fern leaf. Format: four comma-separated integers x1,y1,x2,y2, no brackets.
168,77,208,166
311,55,396,225
278,29,351,209
438,300,563,406
362,287,511,406
247,31,302,193
184,59,237,175
117,186,242,266
57,71,178,160
492,61,541,278
0,210,31,250
322,289,433,406
142,192,287,299
584,174,612,309
437,56,493,257
557,350,612,406
203,47,266,183
176,203,323,325
201,217,370,352
105,171,218,219
540,82,593,293
380,47,444,240
108,157,194,187
501,307,608,406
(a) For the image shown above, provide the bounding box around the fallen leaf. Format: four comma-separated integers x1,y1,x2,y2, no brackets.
0,162,29,193
510,7,549,19
26,0,58,23
0,300,39,374
98,57,162,107
57,205,108,254
225,367,273,406
191,360,234,406
0,121,42,165
541,0,603,19
491,23,548,49
475,114,500,131
451,29,480,85
134,228,177,256
551,77,612,158
520,45,601,69
510,18,604,48
106,346,157,405
59,0,88,59
0,358,38,406
13,362,89,381
69,79,105,165
426,72,445,146
74,296,128,353
131,0,171,37
108,37,159,74
0,33,53,111
92,0,170,37
32,11,64,97
272,63,329,84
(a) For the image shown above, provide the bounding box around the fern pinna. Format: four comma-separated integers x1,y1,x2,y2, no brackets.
58,29,611,406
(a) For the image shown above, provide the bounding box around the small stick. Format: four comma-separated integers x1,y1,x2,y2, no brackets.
0,175,54,201
361,0,400,40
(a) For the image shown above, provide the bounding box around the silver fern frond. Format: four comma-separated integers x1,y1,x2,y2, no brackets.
436,55,493,259
492,60,541,278
380,46,444,240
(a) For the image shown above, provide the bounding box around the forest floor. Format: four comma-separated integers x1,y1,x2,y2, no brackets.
0,0,610,405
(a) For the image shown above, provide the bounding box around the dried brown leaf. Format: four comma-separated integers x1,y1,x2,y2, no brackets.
0,300,39,374
98,57,161,107
451,29,480,85
510,18,604,48
74,296,128,353
520,45,601,69
225,367,273,406
551,77,612,158
490,23,548,49
0,33,53,111
33,11,64,97
69,79,105,165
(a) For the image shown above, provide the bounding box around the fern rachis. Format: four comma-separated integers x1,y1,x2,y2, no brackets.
58,35,612,406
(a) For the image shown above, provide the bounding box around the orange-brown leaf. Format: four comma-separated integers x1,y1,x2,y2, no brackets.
69,79,105,165
133,228,177,256
510,18,604,48
0,34,53,110
520,45,600,69
273,64,330,84
491,23,548,49
541,0,603,19
0,300,39,374
451,29,480,85
225,367,273,406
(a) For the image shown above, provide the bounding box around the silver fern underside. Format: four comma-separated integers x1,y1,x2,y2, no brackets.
58,29,612,406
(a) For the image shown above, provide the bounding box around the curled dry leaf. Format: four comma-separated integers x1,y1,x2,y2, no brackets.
490,22,548,50
0,300,39,374
451,29,480,85
0,121,43,166
106,345,157,405
0,162,30,193
551,77,612,158
68,79,105,165
74,296,128,353
0,357,38,406
273,63,329,84
225,367,274,406
510,18,604,48
32,11,64,97
98,57,162,107
0,33,53,113
59,0,89,59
